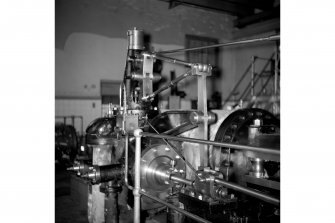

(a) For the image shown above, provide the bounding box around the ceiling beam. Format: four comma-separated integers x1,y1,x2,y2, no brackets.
234,5,280,28
161,0,254,16
223,0,275,11
233,18,280,39
169,1,182,9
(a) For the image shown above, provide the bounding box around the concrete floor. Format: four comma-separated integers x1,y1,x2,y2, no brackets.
55,163,166,223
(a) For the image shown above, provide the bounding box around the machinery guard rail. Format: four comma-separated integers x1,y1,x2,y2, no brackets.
132,129,280,223
140,132,280,155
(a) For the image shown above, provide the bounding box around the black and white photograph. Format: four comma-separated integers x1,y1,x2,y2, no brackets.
55,1,280,222
1,0,335,223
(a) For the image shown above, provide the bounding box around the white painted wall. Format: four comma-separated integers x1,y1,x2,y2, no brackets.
55,99,101,134
55,0,279,132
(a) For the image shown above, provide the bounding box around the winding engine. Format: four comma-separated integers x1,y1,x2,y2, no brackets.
68,28,280,223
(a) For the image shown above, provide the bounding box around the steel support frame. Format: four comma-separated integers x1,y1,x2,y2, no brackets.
133,129,143,223
192,64,212,167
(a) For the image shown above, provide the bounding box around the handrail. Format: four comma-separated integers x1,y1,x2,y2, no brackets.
222,63,252,108
157,35,280,54
255,70,274,98
140,132,279,155
239,53,275,102
223,53,275,108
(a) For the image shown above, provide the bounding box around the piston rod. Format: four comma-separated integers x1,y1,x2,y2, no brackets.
141,132,279,155
142,70,192,101
214,178,280,206
170,174,194,186
157,35,280,54
140,190,211,223
153,54,193,67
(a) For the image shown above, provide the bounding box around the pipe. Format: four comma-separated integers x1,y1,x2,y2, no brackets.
157,35,280,54
105,188,119,223
214,178,280,206
124,134,133,190
82,164,123,184
142,70,192,101
122,83,127,132
139,190,212,223
133,129,143,223
119,84,122,108
141,132,279,155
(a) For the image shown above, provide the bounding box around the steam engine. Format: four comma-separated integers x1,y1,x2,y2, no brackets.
68,28,280,223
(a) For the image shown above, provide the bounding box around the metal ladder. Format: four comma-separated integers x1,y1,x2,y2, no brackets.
222,49,280,115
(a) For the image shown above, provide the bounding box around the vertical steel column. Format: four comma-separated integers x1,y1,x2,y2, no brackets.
133,129,143,223
195,65,210,167
198,74,208,167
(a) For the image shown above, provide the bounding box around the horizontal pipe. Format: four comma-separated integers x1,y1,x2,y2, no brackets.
214,178,279,206
157,35,280,54
140,190,211,223
141,132,279,155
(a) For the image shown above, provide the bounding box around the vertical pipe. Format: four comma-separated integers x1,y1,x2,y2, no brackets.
119,84,122,108
124,134,133,189
105,189,119,223
122,83,127,132
133,129,143,223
